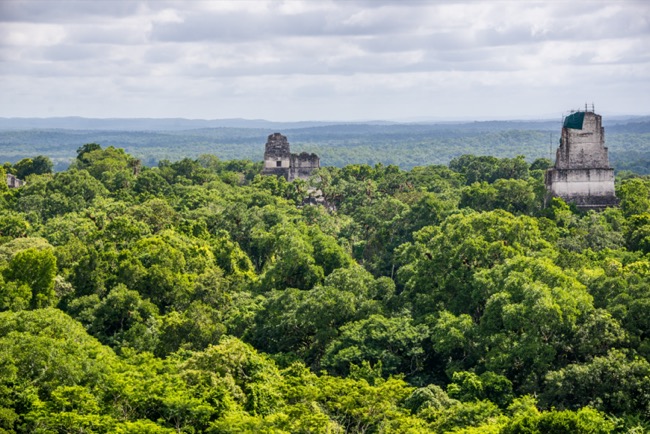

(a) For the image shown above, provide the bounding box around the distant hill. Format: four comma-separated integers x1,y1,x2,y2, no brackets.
1,116,648,173
0,115,645,132
0,117,393,131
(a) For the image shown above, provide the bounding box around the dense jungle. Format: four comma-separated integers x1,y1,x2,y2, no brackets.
1,117,649,174
1,145,650,433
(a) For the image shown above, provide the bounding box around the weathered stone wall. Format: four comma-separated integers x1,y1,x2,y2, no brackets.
555,112,609,169
546,168,617,206
546,110,618,209
6,173,24,188
289,152,320,181
261,133,320,181
262,133,292,173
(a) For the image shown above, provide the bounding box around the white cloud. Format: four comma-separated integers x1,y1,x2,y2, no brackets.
0,0,648,120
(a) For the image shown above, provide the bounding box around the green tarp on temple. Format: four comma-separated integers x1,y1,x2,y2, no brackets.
563,111,585,129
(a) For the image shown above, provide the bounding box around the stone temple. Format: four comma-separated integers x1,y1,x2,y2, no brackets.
545,108,618,210
261,133,320,181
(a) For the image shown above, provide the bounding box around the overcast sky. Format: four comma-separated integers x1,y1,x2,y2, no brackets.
1,0,649,121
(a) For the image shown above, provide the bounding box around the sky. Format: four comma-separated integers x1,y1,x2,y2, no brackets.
1,0,649,121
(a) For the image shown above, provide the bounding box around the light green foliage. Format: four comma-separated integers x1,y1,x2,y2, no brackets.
0,166,8,195
0,212,30,241
583,259,650,358
129,198,178,233
619,178,650,217
315,374,415,433
211,231,256,282
429,311,477,372
40,212,99,246
0,148,648,432
259,225,325,291
103,214,152,246
0,275,31,311
0,236,53,262
0,308,118,415
404,384,458,414
184,336,285,416
13,169,108,221
502,406,615,434
117,233,195,310
475,256,594,390
460,179,540,215
447,371,514,409
74,144,138,192
3,247,57,308
157,301,226,355
421,399,502,433
397,210,550,316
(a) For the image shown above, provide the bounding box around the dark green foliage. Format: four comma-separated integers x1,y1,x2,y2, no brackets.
13,155,53,179
3,121,649,173
322,314,429,377
0,146,646,432
447,371,514,408
529,157,552,171
542,349,650,415
450,154,529,184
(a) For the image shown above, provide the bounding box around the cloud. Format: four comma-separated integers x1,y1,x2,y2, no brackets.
0,0,649,120
0,0,144,23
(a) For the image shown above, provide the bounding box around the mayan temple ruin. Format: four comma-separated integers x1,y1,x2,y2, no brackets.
261,133,320,181
545,107,618,210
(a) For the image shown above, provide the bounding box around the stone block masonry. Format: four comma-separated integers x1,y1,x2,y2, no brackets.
261,133,320,181
6,173,24,188
545,110,618,210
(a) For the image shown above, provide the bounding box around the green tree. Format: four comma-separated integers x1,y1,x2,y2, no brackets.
397,210,550,317
450,155,529,185
618,178,650,217
542,349,650,416
3,248,57,309
76,143,102,162
134,169,172,197
0,212,31,240
157,301,226,356
29,155,53,175
88,284,160,352
0,165,8,194
625,213,650,253
446,371,513,408
530,158,552,171
475,256,594,391
322,314,428,377
13,155,53,179
185,336,285,416
0,275,31,311
259,226,324,292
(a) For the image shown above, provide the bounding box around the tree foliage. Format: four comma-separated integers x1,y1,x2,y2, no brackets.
0,147,647,432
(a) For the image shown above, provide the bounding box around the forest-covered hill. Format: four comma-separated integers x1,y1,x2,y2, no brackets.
1,117,649,173
1,147,650,433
